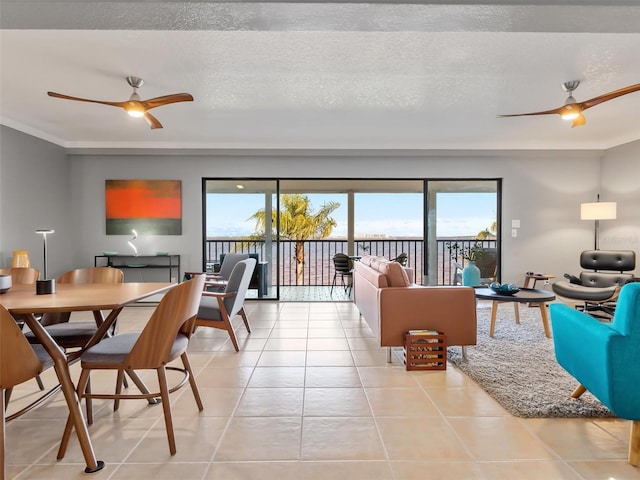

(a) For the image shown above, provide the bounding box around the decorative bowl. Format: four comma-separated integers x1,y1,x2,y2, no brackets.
489,282,520,296
0,274,12,294
156,251,169,256
103,251,118,256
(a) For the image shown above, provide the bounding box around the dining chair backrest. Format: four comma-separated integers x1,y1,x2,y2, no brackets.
0,305,42,389
126,275,206,370
222,258,257,318
333,253,352,273
57,266,124,284
218,253,249,279
0,267,40,285
39,267,124,327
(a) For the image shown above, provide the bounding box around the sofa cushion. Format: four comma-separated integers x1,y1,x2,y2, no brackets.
359,255,409,287
382,261,410,287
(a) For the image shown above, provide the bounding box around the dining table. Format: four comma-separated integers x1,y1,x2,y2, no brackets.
0,281,175,474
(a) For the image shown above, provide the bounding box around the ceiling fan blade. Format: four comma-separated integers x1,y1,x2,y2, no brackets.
580,83,640,110
497,106,564,118
144,112,163,129
141,93,193,110
572,113,586,128
47,91,126,108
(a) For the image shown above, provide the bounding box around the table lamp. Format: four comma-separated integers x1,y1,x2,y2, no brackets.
580,196,616,250
36,229,55,294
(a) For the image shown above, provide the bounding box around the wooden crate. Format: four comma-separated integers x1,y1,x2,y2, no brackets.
403,331,447,371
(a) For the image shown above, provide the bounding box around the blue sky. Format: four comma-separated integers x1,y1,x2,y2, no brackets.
206,192,496,238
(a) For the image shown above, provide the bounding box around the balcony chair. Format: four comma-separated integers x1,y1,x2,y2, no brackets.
194,258,256,352
552,250,636,319
550,282,640,466
476,247,497,284
57,275,206,457
331,253,353,296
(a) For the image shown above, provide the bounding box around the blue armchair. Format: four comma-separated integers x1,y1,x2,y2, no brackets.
550,282,640,466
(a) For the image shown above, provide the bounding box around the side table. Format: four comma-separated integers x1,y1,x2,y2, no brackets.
474,287,556,338
523,272,555,289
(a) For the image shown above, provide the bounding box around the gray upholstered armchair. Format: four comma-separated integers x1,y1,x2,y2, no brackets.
552,250,636,318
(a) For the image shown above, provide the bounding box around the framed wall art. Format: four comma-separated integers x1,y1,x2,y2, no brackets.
105,179,182,235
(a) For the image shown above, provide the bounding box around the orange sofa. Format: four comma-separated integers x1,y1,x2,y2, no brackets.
353,255,477,360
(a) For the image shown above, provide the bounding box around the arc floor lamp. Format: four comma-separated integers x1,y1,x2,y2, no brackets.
580,196,616,250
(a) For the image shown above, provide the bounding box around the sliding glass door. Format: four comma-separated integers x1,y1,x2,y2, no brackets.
203,180,278,299
203,178,499,299
425,180,501,286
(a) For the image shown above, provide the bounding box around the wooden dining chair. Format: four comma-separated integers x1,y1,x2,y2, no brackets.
57,275,206,457
0,267,46,391
26,266,124,349
194,258,256,352
0,267,40,285
1,304,54,479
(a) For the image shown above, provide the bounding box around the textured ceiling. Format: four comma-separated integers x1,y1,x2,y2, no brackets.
1,1,639,151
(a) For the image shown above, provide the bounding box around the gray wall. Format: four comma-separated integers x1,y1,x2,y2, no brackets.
600,139,640,254
0,126,73,278
3,123,638,285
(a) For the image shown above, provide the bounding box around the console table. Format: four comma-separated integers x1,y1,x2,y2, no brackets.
95,254,180,283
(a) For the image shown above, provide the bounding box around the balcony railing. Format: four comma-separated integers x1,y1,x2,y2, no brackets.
205,238,497,287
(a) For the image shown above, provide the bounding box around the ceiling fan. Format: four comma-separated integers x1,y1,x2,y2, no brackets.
498,81,640,128
47,76,193,129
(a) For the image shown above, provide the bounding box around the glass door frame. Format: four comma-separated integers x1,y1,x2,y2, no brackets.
201,178,280,300
423,178,502,286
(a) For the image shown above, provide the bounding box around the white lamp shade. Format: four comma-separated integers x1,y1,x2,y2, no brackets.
580,202,617,220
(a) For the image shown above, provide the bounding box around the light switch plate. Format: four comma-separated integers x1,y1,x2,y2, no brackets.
511,219,521,228
512,229,518,237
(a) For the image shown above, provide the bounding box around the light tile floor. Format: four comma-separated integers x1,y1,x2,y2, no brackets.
5,301,640,479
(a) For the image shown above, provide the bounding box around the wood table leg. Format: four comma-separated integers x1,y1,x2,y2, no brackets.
629,420,640,466
1,389,6,480
22,315,104,473
538,302,552,338
571,384,587,398
513,302,520,324
489,301,499,337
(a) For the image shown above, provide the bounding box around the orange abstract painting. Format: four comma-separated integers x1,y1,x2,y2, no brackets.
106,180,182,235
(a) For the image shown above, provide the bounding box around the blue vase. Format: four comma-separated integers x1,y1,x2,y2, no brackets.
462,261,481,286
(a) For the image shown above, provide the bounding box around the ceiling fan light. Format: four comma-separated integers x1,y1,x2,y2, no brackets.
125,101,145,118
561,101,580,120
561,112,580,121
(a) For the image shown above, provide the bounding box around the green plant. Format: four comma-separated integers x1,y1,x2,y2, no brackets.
448,241,485,262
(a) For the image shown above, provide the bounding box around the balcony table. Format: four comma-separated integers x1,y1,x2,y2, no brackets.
0,282,174,475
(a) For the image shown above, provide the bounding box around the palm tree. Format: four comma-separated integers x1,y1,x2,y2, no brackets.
477,220,497,240
249,194,340,285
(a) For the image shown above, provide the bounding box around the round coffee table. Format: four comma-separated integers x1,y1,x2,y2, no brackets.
474,287,556,338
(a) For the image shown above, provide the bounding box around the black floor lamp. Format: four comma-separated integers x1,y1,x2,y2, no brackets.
36,228,55,294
